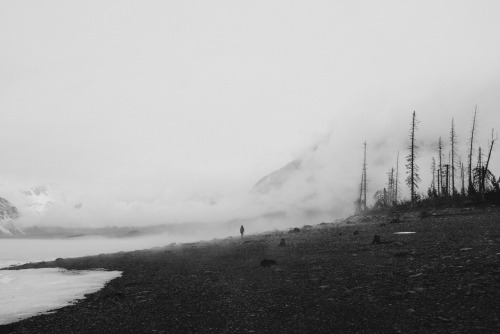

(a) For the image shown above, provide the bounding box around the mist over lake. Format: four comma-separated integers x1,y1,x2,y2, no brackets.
0,235,207,268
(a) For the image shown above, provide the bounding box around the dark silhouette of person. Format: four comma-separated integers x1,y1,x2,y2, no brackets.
240,225,245,238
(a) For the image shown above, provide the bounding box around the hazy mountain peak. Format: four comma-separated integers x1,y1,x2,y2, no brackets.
251,159,302,194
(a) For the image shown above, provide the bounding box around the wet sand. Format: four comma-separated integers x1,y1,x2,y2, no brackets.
2,206,500,333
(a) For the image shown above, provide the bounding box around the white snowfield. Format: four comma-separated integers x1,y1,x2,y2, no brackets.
0,268,121,325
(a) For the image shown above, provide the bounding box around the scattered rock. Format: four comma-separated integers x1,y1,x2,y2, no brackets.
259,259,277,267
389,216,402,224
372,235,393,244
419,211,429,219
394,251,410,257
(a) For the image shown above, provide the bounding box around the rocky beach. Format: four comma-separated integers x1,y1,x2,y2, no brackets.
1,206,499,333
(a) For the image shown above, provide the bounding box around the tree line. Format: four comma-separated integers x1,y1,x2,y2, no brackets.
355,107,498,212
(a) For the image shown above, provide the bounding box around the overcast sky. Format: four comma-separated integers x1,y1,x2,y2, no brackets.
1,1,499,226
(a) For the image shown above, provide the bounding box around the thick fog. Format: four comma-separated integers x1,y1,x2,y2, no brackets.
1,1,499,231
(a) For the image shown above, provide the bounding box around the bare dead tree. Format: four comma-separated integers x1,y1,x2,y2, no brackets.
460,158,466,196
387,168,395,205
444,163,450,196
355,171,364,213
450,118,457,196
482,129,497,196
355,141,368,212
448,151,452,195
429,157,437,197
473,130,499,200
359,172,363,210
438,137,443,196
395,151,399,203
363,141,367,211
474,147,483,196
406,111,420,206
468,106,478,195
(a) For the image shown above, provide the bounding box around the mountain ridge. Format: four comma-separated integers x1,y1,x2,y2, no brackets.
0,197,23,236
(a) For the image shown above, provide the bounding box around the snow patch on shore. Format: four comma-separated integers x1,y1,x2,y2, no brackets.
0,268,121,325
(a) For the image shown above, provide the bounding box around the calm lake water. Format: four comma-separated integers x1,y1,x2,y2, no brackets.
0,235,193,268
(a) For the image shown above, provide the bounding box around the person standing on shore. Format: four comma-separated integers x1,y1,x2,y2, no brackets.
240,225,245,238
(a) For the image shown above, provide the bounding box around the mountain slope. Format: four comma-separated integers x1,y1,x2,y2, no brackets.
251,159,302,194
0,197,23,236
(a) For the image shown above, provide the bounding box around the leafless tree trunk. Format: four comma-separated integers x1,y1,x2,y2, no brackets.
460,159,466,196
406,111,420,206
363,141,367,210
476,147,483,196
430,157,436,194
468,106,477,195
438,137,443,196
395,151,399,203
357,172,363,213
450,118,457,196
482,129,497,197
387,168,394,205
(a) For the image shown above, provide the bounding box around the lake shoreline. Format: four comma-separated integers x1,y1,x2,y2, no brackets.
2,206,500,333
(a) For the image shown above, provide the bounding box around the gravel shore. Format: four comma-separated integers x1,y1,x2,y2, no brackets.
2,206,500,333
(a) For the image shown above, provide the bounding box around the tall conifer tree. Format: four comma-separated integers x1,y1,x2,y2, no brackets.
406,111,420,206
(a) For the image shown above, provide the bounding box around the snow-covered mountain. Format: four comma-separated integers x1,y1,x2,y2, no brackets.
21,184,59,215
0,184,75,237
0,197,24,236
